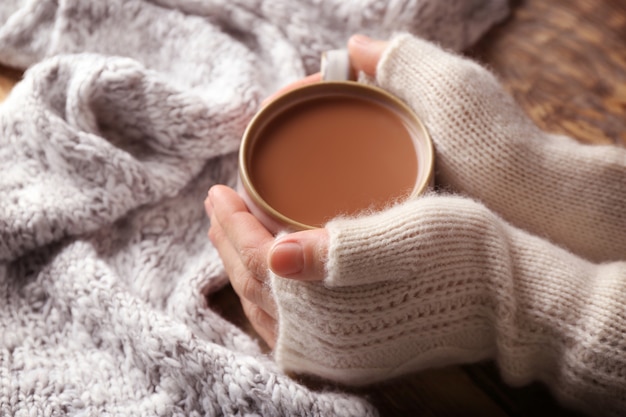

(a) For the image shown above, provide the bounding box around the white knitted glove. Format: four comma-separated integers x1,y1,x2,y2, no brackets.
271,34,626,416
377,34,626,262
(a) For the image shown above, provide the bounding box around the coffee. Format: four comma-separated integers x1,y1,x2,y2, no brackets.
239,81,433,233
248,94,417,228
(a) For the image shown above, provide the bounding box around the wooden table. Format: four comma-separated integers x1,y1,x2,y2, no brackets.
2,0,624,415
0,65,20,102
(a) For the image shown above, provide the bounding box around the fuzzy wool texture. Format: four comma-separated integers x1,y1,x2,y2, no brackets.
0,1,512,416
272,35,626,417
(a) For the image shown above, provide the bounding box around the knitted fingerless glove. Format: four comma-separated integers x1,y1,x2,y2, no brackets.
271,34,626,416
272,196,626,416
377,34,626,262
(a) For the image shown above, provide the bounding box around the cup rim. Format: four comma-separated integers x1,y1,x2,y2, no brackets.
239,80,435,231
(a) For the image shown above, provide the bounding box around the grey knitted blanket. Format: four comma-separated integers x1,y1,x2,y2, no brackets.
0,1,508,415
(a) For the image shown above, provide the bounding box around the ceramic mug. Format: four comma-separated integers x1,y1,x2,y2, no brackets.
237,50,434,234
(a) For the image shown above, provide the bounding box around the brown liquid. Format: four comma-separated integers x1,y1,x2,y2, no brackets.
249,95,417,227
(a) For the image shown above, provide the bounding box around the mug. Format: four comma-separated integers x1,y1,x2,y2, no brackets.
238,50,434,234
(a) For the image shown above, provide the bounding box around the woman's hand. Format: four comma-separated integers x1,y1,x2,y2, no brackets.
205,185,329,347
205,35,388,347
205,185,278,347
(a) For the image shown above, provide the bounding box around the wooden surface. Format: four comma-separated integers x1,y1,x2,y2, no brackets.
0,65,20,102
2,0,625,415
469,0,626,147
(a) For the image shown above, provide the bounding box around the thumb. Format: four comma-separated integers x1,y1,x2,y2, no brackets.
347,34,389,77
268,229,329,281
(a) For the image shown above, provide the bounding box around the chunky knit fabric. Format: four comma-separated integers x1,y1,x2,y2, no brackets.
0,2,510,416
272,35,626,417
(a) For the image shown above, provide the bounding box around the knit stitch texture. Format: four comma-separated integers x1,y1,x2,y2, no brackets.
0,0,509,416
271,34,626,417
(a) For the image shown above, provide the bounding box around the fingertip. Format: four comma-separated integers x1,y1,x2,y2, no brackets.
348,34,388,77
208,184,228,200
268,229,328,281
208,184,246,210
268,240,304,278
261,73,323,107
348,33,374,46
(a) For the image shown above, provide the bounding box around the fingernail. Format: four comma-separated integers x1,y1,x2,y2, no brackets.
351,34,374,47
269,240,304,277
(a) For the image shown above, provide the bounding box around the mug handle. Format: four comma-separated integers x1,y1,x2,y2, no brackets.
321,49,352,81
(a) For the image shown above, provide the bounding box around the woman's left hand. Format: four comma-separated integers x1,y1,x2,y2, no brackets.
205,185,278,347
205,185,328,348
205,35,386,348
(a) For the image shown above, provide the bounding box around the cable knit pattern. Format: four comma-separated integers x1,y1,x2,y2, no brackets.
272,35,626,417
0,2,509,416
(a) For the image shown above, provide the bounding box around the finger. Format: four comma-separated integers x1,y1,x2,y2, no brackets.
241,297,277,349
207,186,276,314
204,192,213,217
347,34,389,77
261,73,322,107
208,185,273,281
208,216,278,318
268,228,329,281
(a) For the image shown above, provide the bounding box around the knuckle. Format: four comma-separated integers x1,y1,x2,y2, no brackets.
238,271,275,316
239,246,267,278
207,221,224,246
228,262,252,291
240,272,262,303
208,225,218,243
243,300,268,330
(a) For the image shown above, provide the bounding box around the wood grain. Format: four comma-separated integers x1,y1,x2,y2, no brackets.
0,65,20,102
469,0,626,146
